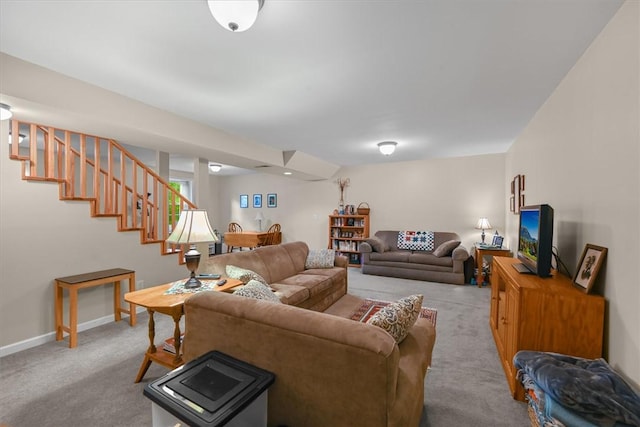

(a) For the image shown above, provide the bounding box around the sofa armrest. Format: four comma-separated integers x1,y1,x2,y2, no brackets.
360,242,373,253
452,245,470,261
334,254,349,268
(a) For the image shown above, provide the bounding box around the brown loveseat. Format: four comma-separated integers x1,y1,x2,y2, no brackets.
360,230,470,285
182,241,437,427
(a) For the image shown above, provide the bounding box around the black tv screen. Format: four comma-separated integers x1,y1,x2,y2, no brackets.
516,204,554,277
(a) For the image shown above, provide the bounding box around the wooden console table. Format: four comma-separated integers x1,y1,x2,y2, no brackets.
54,268,136,348
124,278,242,383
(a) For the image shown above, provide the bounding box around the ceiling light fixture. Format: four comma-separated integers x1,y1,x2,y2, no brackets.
209,163,222,173
377,141,397,156
0,103,13,120
283,171,292,176
207,0,265,32
8,133,25,144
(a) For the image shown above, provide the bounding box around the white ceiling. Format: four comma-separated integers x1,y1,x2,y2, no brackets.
0,0,623,174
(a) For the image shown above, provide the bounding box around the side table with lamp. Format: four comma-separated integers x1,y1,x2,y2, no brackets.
473,217,512,287
125,209,243,382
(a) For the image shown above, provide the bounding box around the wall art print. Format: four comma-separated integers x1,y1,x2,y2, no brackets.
253,194,262,208
510,174,525,214
267,193,277,208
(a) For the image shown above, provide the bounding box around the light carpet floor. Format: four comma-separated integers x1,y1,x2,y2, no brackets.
0,269,529,426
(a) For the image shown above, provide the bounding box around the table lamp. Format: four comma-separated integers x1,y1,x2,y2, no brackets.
475,217,492,243
255,211,264,231
166,209,219,289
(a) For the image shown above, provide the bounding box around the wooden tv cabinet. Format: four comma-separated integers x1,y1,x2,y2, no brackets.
490,257,605,400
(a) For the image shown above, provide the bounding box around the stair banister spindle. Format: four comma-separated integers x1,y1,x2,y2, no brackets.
44,126,55,179
93,137,101,214
133,156,139,230
29,124,38,178
79,133,87,198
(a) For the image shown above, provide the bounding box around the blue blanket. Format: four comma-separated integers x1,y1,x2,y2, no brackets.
514,351,640,427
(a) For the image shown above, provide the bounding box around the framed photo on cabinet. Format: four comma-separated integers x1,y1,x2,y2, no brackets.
253,194,262,208
267,193,277,208
240,194,248,209
573,244,607,293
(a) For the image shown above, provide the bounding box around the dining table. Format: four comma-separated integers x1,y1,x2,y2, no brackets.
223,230,282,252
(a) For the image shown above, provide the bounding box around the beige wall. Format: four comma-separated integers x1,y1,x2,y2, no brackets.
0,138,504,352
217,154,506,252
0,121,186,353
505,1,639,386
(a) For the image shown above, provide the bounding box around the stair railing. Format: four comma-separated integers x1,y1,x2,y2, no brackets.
8,120,196,257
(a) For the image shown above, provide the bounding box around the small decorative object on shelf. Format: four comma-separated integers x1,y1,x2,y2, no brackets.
335,177,350,214
357,202,370,215
328,212,370,267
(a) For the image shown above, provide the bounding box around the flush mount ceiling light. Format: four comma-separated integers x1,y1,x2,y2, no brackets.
208,163,222,173
377,141,398,156
8,133,25,144
207,0,265,32
0,103,12,120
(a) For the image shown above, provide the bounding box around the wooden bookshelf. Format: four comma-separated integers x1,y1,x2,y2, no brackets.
328,214,370,267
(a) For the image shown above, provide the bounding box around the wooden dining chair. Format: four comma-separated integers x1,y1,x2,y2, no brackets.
263,223,281,246
227,222,243,252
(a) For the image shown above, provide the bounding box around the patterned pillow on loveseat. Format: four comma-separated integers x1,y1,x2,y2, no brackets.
397,231,435,251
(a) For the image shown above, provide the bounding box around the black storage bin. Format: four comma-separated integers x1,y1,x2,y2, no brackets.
144,350,275,427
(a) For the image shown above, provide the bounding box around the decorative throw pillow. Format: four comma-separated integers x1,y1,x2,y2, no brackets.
233,280,282,303
433,240,461,257
305,249,336,269
397,231,435,251
225,265,270,288
366,294,423,343
366,236,389,253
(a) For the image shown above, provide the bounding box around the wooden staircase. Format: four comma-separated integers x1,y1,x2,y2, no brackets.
8,119,196,260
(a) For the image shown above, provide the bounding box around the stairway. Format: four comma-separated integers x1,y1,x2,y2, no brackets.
7,119,195,260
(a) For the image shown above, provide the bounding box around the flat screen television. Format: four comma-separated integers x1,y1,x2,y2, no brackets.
514,204,554,277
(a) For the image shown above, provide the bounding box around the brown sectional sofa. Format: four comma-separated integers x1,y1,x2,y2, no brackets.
360,230,471,285
182,241,437,427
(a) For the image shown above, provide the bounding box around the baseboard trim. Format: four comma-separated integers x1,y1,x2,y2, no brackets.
0,306,146,358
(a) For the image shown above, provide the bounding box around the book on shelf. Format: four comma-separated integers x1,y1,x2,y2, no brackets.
163,334,185,354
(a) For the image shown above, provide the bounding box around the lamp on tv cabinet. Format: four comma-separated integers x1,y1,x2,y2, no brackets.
166,209,219,289
475,217,492,243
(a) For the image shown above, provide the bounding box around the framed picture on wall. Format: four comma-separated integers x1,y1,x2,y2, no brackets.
573,244,607,293
267,193,277,208
240,194,248,209
253,194,262,208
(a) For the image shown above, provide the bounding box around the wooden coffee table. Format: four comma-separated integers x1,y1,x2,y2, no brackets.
124,278,242,382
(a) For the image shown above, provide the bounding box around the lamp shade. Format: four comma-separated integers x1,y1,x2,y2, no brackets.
476,217,492,230
377,141,397,155
207,0,264,32
166,210,219,244
255,211,264,221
